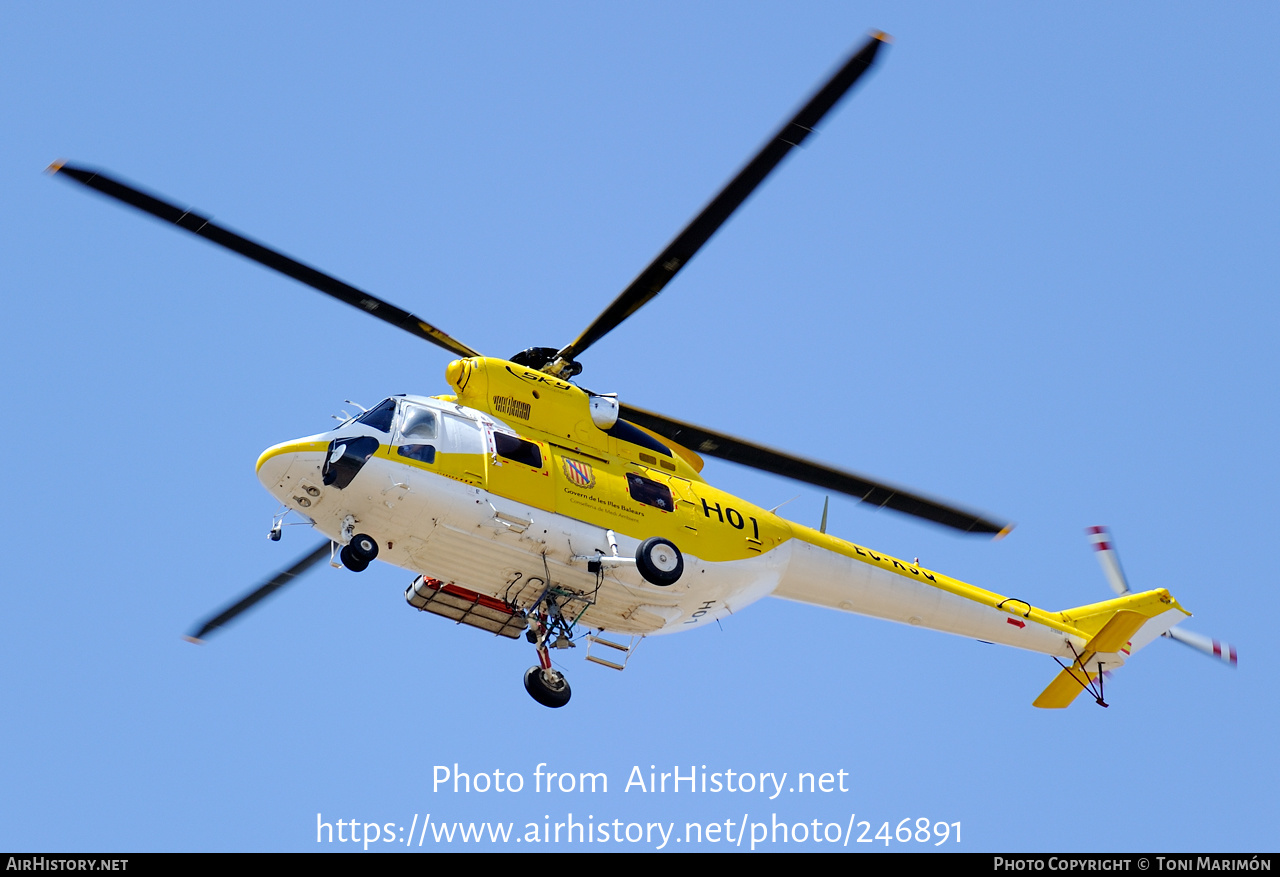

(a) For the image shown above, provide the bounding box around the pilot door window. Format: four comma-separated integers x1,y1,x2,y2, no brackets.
395,403,439,464
398,404,438,440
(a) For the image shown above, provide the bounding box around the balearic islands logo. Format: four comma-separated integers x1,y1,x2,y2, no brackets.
563,458,595,488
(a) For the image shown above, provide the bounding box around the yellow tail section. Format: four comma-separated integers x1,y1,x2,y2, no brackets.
1033,666,1100,709
1033,589,1190,709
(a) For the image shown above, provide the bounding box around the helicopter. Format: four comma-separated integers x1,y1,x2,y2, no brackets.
49,32,1234,709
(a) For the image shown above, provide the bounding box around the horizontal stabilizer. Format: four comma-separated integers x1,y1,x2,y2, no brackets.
1085,609,1148,653
1035,590,1189,709
1033,610,1143,708
1033,665,1100,709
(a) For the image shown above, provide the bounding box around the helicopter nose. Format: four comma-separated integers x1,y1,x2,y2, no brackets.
256,437,328,502
256,442,296,494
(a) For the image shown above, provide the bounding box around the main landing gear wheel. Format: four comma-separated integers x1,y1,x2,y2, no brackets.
635,537,683,586
339,533,378,573
524,666,572,708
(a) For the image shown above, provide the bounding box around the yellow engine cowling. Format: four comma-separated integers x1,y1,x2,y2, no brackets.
447,357,604,450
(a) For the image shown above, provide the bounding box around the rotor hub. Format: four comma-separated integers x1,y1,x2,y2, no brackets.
509,347,582,377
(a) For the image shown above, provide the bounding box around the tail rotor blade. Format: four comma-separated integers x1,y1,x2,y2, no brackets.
185,541,331,643
1086,525,1131,595
1164,627,1238,667
1085,526,1237,668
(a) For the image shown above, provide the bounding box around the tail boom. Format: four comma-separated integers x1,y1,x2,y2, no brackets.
772,528,1190,708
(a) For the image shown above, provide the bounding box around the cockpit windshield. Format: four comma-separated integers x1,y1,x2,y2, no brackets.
353,398,397,433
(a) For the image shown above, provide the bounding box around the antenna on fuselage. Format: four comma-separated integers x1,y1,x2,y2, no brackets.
768,495,801,514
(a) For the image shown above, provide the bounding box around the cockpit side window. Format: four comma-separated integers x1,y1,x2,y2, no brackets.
354,398,397,433
399,404,438,441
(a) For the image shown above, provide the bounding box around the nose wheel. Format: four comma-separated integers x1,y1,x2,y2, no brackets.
339,533,379,573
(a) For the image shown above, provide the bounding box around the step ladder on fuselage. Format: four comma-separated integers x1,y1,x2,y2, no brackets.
585,634,642,670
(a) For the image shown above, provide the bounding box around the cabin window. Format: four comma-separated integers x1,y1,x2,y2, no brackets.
495,432,542,468
627,473,673,511
397,444,436,464
354,398,396,433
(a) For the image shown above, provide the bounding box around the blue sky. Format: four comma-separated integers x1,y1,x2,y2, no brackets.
3,2,1277,852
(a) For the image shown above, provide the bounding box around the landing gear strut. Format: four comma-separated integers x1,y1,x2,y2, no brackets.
522,590,575,708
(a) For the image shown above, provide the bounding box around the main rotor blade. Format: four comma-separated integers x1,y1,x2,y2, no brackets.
48,162,481,359
185,541,331,643
620,403,1012,537
556,32,890,365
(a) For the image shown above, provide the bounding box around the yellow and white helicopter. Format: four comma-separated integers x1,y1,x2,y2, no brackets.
51,33,1234,709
